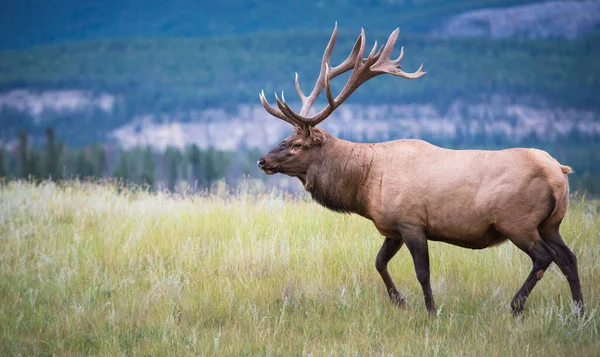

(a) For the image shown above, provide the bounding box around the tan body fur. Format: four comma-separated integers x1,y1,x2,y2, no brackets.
305,135,570,250
257,25,584,315
261,128,584,315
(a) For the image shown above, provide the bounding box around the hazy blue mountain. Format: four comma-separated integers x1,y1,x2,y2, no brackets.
0,0,548,48
1,0,599,150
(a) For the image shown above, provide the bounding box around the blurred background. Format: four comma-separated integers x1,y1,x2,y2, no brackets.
0,0,599,194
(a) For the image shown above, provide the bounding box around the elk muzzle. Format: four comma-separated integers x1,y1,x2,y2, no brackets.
257,157,278,175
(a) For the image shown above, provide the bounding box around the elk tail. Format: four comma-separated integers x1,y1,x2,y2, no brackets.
560,165,573,174
543,164,572,229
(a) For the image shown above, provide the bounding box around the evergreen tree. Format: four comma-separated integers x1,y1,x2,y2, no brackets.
140,147,155,189
165,147,181,192
5,150,17,178
180,151,188,187
17,130,29,178
205,147,231,188
205,147,217,188
188,144,205,188
113,150,131,183
73,149,95,178
28,150,44,179
45,127,61,180
90,144,106,177
0,145,5,178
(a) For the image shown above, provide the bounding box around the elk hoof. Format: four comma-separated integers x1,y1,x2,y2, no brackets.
511,305,525,317
390,291,407,307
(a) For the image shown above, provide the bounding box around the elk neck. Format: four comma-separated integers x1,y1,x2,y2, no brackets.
303,136,376,217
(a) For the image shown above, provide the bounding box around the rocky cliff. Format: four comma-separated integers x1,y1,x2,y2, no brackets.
433,1,600,39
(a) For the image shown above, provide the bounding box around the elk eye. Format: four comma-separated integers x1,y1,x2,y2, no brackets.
292,143,302,149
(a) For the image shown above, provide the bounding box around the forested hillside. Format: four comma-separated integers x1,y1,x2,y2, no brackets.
1,32,598,140
1,1,599,194
2,31,599,107
1,0,598,143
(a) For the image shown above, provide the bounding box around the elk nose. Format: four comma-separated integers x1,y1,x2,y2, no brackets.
257,157,266,168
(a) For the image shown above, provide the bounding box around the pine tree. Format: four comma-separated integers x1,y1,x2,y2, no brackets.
28,150,44,179
73,149,95,178
165,147,181,192
0,145,5,178
90,144,106,177
140,147,155,189
188,144,205,189
205,147,218,187
113,150,131,184
45,127,61,180
17,130,29,178
205,147,231,188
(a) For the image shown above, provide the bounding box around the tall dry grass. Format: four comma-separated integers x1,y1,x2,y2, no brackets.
1,181,599,356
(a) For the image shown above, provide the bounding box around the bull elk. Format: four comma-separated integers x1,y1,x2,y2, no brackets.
257,24,584,315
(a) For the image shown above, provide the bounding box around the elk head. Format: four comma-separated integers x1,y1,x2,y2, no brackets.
257,23,425,178
256,125,327,177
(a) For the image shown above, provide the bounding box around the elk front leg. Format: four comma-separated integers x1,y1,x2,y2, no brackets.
375,237,405,306
402,228,436,314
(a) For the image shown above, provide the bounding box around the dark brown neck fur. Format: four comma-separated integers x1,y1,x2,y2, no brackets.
303,137,375,217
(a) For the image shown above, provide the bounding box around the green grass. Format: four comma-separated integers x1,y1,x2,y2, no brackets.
1,181,599,356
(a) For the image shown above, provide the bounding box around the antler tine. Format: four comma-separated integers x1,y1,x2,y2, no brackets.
306,27,426,127
399,63,426,79
264,23,360,127
367,40,378,62
353,28,367,70
275,92,295,120
290,28,367,127
392,46,404,65
259,91,286,120
281,23,365,121
324,64,335,107
259,25,425,128
291,22,340,117
371,28,426,79
278,91,317,126
329,33,362,77
374,28,400,67
260,91,302,126
294,72,307,105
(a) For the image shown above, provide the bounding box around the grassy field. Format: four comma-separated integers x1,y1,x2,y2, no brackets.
0,181,599,356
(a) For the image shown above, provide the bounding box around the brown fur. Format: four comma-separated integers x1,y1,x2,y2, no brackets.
257,24,584,315
259,129,584,315
263,133,571,246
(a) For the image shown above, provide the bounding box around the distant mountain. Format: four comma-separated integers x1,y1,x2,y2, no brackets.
433,0,600,39
0,0,549,49
1,0,599,150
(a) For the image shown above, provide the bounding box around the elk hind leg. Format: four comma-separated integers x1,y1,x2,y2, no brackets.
509,235,553,315
540,228,585,315
375,237,405,306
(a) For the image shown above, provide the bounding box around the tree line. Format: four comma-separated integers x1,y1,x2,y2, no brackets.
1,127,599,197
0,128,264,191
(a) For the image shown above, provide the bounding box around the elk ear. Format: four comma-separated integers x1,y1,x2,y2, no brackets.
308,127,326,143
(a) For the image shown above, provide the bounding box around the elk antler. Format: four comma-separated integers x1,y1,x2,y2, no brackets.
260,23,426,128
